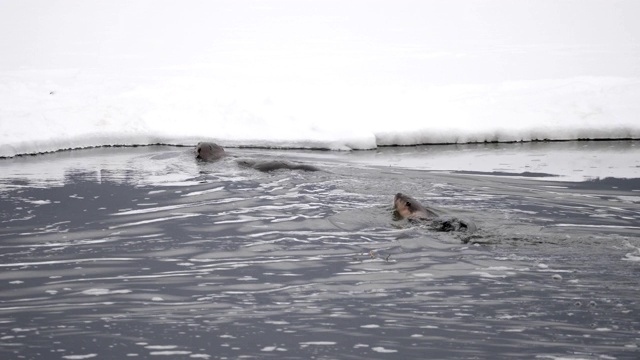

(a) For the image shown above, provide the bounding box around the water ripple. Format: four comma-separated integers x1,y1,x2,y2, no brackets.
1,148,639,359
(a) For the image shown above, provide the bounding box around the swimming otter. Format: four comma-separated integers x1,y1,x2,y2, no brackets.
196,142,226,161
393,193,439,220
236,158,320,172
195,142,319,172
393,193,476,232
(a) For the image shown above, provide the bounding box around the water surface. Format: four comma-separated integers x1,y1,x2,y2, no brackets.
1,142,639,359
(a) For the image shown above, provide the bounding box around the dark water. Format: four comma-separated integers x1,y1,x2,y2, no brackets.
1,144,639,360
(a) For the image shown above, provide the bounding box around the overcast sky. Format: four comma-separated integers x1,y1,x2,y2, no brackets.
1,0,639,84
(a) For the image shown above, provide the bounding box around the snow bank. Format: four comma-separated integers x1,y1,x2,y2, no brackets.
1,70,638,158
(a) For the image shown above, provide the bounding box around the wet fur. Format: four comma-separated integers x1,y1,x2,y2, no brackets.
393,192,476,232
393,193,438,220
236,159,319,172
195,142,319,172
196,142,226,161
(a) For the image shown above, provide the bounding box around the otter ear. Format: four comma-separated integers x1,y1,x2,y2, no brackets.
406,201,411,208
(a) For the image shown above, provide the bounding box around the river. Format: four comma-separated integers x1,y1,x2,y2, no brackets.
1,142,639,359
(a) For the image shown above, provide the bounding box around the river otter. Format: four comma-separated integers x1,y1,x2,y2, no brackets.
236,158,319,172
196,142,226,161
393,193,476,232
195,142,319,172
393,193,439,220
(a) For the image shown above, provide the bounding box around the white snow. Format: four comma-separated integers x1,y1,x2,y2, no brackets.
1,1,639,158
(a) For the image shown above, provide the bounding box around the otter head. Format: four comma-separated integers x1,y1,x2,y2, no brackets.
196,142,225,161
393,193,428,219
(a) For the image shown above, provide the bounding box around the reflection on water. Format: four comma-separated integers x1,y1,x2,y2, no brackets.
1,145,639,359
